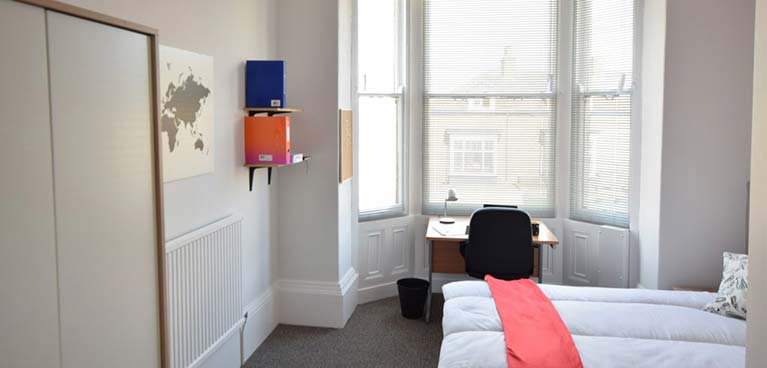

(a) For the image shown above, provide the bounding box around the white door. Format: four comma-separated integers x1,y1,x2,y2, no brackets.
0,1,61,367
46,10,161,368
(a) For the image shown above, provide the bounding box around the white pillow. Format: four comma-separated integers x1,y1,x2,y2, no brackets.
704,252,748,319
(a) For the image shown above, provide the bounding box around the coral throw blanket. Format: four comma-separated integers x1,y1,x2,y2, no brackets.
485,276,583,368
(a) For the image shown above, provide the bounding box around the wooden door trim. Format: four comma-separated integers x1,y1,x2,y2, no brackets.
16,0,157,35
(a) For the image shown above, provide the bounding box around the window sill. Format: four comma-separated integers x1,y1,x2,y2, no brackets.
359,209,408,223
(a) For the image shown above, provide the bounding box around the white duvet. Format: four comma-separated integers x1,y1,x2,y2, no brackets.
439,281,746,368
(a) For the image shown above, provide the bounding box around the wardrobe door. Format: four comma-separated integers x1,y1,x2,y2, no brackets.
0,1,62,367
46,11,161,368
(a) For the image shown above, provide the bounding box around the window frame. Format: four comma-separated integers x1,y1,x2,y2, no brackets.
412,0,642,228
353,0,410,222
565,0,641,229
420,0,561,218
569,92,633,227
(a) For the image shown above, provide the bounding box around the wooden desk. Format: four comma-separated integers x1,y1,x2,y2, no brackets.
424,216,560,322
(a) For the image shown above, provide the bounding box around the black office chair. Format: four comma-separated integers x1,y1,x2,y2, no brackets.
460,207,534,281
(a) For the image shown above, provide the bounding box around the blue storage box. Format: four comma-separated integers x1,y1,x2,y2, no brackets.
246,60,286,108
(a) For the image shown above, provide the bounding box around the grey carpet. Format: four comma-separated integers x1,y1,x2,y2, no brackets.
245,294,444,368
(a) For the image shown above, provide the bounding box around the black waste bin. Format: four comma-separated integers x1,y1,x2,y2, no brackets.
396,278,429,319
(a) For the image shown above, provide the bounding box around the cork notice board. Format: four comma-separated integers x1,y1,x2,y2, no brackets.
339,109,353,183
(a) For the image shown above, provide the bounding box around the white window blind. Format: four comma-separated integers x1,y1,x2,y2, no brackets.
356,0,406,218
570,0,634,227
423,0,559,217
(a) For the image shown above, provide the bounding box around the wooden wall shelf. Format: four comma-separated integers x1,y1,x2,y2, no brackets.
244,108,302,117
245,156,311,189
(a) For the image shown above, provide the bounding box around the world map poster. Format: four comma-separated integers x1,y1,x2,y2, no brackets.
159,45,214,182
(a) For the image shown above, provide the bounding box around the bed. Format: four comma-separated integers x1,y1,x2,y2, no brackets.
439,281,746,368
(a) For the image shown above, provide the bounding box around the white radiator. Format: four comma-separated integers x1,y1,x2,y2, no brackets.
165,215,244,368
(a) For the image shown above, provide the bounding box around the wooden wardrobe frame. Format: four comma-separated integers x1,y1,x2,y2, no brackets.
15,1,169,367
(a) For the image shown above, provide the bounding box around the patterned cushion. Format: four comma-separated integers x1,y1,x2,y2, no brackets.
704,252,748,319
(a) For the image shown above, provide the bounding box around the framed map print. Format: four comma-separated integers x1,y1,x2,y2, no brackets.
159,45,214,182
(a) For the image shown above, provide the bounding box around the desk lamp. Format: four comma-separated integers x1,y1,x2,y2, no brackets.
440,189,458,224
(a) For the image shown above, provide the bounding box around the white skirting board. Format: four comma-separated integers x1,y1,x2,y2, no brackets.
241,287,279,364
195,285,278,368
186,319,245,368
358,281,399,304
278,268,359,328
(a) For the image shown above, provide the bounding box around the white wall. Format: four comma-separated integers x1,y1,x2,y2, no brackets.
747,0,767,366
337,0,359,322
275,0,358,328
637,0,666,289
338,0,355,282
275,0,341,283
639,0,755,290
658,0,754,289
58,0,280,366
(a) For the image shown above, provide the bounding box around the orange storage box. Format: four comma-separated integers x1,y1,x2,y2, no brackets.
244,116,291,165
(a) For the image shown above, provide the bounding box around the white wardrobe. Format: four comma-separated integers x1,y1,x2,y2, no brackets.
0,1,165,367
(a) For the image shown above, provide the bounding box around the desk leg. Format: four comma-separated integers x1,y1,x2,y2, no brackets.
425,239,433,323
538,244,544,284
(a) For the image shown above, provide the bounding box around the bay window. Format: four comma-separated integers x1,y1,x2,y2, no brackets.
354,0,637,228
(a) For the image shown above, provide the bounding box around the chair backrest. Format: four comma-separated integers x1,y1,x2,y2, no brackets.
482,204,518,209
464,207,533,280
